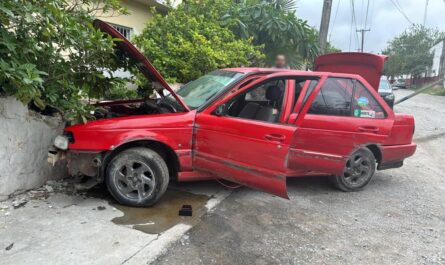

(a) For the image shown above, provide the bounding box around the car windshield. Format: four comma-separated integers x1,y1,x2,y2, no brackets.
378,79,392,92
174,70,245,110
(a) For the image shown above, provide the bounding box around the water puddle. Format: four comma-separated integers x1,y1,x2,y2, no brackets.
112,189,209,234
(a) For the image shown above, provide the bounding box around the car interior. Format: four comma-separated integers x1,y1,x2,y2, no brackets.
226,79,286,123
224,77,318,124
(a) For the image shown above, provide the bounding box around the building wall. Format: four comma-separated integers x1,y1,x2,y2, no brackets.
429,40,445,79
96,0,157,36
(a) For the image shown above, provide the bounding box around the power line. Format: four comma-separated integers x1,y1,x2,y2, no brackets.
350,0,359,50
389,0,415,25
332,0,341,29
364,0,370,29
329,0,341,42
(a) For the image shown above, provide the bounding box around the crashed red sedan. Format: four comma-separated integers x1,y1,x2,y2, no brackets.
49,20,416,207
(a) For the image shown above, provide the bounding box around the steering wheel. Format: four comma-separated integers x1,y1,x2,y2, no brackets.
156,99,177,113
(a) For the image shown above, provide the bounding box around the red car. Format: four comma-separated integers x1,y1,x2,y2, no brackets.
49,20,416,207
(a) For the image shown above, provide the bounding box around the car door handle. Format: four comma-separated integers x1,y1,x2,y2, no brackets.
265,134,286,142
358,126,379,133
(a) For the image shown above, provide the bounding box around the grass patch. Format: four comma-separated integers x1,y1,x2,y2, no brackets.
423,85,445,96
411,84,445,96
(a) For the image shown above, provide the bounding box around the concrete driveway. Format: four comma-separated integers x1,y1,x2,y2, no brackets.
1,89,444,265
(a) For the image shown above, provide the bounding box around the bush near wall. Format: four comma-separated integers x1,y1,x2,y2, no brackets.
0,0,132,122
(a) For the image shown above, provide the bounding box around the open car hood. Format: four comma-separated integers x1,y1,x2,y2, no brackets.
93,19,190,111
314,52,387,91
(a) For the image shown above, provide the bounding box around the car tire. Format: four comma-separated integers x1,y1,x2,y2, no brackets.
330,147,376,192
106,147,169,207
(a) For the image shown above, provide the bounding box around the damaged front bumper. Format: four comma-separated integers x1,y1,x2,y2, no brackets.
48,147,103,180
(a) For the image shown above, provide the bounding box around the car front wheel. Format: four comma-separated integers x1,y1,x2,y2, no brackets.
106,147,169,207
330,147,376,191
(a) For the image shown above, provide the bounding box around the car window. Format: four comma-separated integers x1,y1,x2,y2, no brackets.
225,79,287,124
353,82,386,119
307,78,353,116
378,79,392,93
301,80,319,107
245,80,285,101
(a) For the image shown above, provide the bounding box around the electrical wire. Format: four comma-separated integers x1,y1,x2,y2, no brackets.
364,0,370,29
329,0,341,42
332,0,341,31
389,0,415,25
350,0,359,50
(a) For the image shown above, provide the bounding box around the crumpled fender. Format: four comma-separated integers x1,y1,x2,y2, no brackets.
65,111,196,153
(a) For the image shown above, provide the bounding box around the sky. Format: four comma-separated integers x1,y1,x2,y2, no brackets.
296,0,445,53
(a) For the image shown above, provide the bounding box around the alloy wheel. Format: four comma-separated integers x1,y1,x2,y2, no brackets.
114,160,155,201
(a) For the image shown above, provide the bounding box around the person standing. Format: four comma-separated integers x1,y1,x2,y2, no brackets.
274,54,290,69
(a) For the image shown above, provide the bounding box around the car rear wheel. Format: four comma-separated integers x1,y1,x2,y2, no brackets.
330,147,376,191
106,147,169,207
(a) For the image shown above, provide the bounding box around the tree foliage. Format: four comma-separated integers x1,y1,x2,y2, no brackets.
382,25,443,79
133,1,264,83
0,0,131,122
222,0,321,68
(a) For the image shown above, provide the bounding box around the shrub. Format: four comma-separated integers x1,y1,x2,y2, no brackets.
133,1,264,84
0,0,132,122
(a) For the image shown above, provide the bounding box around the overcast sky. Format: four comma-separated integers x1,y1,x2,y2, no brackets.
296,0,445,53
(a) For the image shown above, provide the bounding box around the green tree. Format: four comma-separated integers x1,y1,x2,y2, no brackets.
222,0,321,68
382,25,443,80
0,0,131,122
133,1,264,83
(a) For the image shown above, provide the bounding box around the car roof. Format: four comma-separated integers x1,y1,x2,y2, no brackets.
222,67,358,78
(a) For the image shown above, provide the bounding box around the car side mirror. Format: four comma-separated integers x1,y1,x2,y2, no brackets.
213,104,227,116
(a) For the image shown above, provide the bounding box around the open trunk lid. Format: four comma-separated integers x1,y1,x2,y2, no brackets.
314,52,387,91
93,19,190,111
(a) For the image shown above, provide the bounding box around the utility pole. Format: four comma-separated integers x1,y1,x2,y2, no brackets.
423,0,429,26
356,29,370,52
319,0,333,53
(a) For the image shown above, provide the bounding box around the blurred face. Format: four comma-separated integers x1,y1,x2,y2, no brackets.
275,55,286,68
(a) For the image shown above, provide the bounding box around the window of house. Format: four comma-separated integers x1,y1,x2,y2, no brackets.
111,24,133,40
307,78,353,116
352,81,386,119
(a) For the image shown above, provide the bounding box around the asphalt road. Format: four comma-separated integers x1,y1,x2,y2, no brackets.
154,89,445,265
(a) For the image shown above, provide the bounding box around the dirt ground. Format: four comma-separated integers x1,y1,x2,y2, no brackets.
154,89,445,265
1,90,444,265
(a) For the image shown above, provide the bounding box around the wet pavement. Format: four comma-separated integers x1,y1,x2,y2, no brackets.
112,188,209,234
0,181,231,265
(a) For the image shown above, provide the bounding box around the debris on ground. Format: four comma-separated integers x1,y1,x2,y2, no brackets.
97,206,106,211
179,205,192,216
5,243,14,251
2,178,78,211
180,234,190,246
12,198,27,209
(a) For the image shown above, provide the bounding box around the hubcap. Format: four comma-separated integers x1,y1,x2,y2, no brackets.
343,152,372,187
114,160,155,201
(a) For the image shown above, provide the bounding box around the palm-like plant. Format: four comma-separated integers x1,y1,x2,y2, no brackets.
222,0,320,68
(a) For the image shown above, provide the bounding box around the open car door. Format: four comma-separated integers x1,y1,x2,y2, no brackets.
193,73,320,199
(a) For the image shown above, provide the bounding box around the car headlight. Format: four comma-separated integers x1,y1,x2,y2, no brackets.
54,135,69,150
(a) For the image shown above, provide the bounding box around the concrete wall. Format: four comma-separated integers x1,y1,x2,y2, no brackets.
0,97,66,200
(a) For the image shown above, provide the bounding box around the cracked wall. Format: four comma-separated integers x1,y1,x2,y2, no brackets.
0,97,67,200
